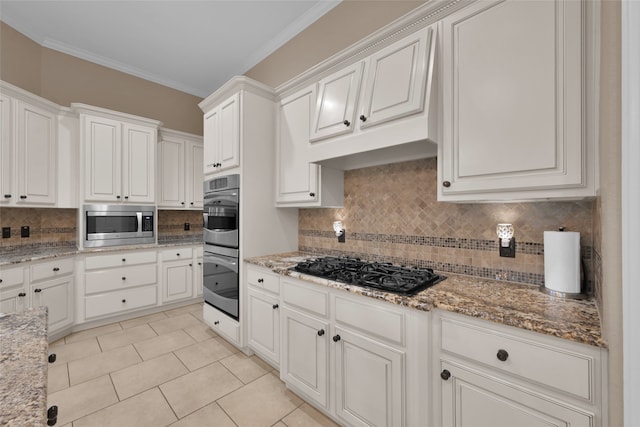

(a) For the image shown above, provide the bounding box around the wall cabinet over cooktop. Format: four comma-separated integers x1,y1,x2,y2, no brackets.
437,0,598,202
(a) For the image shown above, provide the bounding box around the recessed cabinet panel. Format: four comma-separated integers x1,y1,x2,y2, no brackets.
187,142,204,208
360,27,433,129
16,101,57,205
85,117,121,201
440,361,593,427
123,124,155,203
159,138,184,206
335,327,404,427
439,0,589,199
311,62,364,141
247,290,280,366
0,94,12,202
31,277,74,333
219,94,240,170
277,87,320,204
282,307,329,408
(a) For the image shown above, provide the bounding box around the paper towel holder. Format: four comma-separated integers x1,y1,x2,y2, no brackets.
496,224,515,258
539,226,589,300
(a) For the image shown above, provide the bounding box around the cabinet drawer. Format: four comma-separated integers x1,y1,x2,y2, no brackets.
85,251,156,270
203,303,239,343
247,266,280,294
84,285,157,320
161,247,193,262
30,258,74,282
334,295,405,346
440,318,594,400
0,266,24,289
282,279,328,318
85,263,158,294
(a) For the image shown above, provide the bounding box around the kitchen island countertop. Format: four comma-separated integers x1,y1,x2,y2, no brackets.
245,252,606,348
0,308,49,427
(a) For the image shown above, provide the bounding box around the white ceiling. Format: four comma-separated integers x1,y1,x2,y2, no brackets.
0,0,341,98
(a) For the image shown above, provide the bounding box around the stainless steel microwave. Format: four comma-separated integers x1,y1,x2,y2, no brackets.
83,204,155,248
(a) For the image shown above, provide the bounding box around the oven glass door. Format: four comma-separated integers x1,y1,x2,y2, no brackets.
203,190,239,248
203,250,239,320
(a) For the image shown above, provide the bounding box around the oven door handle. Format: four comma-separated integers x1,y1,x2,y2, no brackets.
204,253,238,274
136,212,142,233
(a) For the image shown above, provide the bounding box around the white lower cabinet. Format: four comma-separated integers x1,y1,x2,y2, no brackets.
281,306,330,408
434,310,607,427
247,290,280,367
333,327,404,427
279,276,417,427
440,360,592,427
0,265,28,314
83,249,159,321
160,248,194,303
203,302,240,345
29,258,75,338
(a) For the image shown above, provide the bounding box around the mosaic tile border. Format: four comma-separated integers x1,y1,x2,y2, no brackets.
300,229,546,255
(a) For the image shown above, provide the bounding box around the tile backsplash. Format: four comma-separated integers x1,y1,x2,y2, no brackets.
157,210,203,244
299,158,595,289
0,207,77,253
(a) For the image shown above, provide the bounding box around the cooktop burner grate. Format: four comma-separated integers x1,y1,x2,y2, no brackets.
292,257,446,296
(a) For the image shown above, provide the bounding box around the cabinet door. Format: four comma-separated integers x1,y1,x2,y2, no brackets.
311,61,364,141
84,115,122,202
122,123,155,203
440,361,593,427
0,94,12,203
162,260,193,303
281,307,329,408
218,93,240,171
277,86,320,204
31,277,74,334
360,26,434,129
186,141,204,208
203,107,219,175
194,256,203,297
439,0,585,198
15,100,56,205
158,137,185,208
0,288,28,314
334,327,405,427
247,289,280,366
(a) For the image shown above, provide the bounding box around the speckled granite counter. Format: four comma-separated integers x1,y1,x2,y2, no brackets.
245,252,606,348
0,239,202,266
0,308,48,427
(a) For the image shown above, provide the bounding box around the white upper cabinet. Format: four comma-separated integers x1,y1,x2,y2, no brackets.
360,27,433,129
438,0,597,201
311,62,364,141
277,85,344,207
158,128,203,209
75,104,160,204
0,88,57,206
203,92,240,175
305,25,438,168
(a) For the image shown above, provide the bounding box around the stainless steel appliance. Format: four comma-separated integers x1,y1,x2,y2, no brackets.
83,204,155,248
203,175,240,320
203,174,239,249
293,256,446,296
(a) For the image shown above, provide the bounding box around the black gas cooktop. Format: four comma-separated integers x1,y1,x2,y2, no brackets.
292,256,446,296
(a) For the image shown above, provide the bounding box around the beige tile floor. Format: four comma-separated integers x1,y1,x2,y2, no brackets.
47,303,340,427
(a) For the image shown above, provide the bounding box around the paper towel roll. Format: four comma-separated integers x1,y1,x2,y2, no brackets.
543,231,581,294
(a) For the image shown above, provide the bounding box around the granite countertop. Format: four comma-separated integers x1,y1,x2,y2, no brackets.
0,239,202,266
0,308,49,427
245,252,606,348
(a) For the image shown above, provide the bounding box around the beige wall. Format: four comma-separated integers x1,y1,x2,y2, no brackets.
245,0,424,88
598,1,623,426
0,21,203,135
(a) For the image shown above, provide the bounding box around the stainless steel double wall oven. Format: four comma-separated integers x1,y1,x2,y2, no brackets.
203,174,239,320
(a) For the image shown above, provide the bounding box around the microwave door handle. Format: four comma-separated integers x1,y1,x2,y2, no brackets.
136,212,142,233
